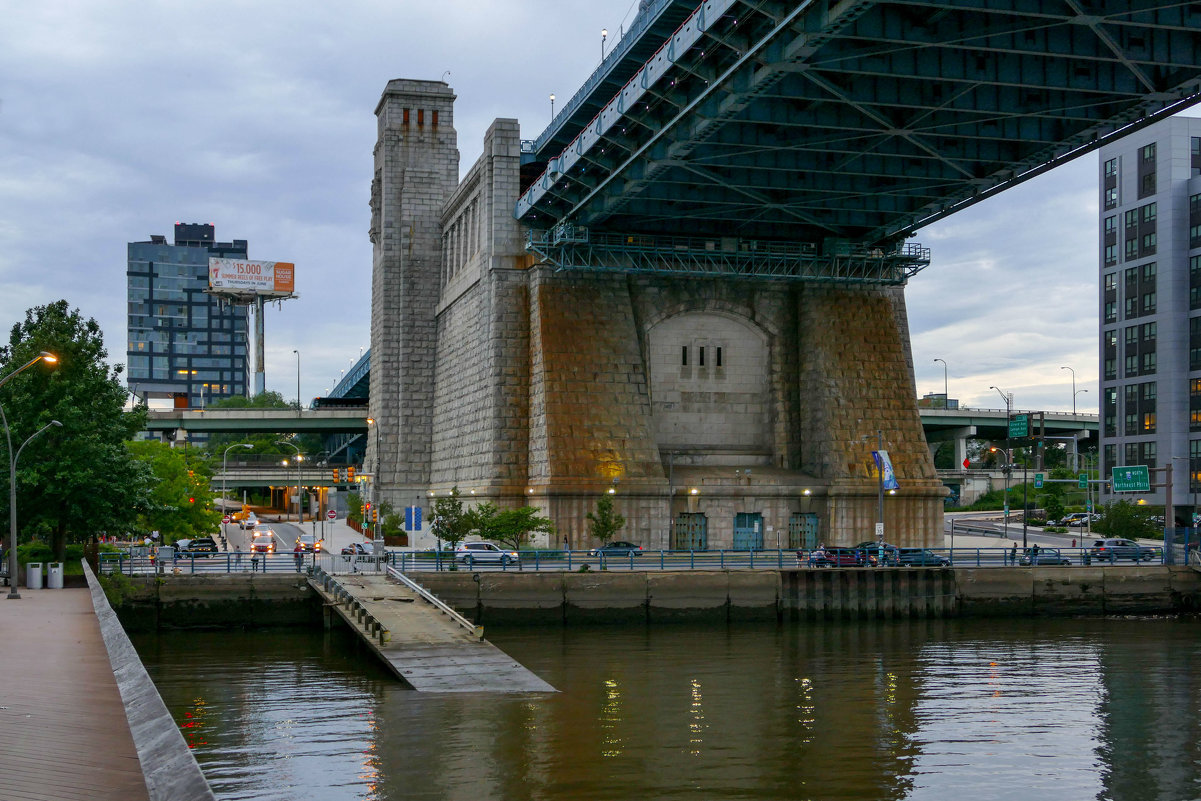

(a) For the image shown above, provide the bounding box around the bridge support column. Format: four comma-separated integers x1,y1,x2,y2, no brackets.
798,285,946,547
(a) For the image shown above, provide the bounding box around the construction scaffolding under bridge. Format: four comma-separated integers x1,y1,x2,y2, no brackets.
526,227,931,284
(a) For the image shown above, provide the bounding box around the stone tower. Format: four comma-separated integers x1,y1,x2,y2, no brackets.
369,80,458,503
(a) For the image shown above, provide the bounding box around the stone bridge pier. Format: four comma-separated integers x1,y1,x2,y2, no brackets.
368,79,945,553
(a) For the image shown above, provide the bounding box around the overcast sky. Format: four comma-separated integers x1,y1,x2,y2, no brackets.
4,0,1188,416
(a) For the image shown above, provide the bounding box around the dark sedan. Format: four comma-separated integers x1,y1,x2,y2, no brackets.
590,541,643,557
1019,547,1072,566
896,548,950,566
813,548,877,567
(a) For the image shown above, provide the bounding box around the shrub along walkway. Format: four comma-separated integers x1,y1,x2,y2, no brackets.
0,587,149,800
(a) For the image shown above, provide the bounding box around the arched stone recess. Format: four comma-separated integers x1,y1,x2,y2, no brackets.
646,311,772,464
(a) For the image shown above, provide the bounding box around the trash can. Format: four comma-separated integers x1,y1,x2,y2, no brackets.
25,562,43,590
46,562,63,589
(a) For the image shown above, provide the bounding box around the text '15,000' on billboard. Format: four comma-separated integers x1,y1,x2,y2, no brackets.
208,258,295,297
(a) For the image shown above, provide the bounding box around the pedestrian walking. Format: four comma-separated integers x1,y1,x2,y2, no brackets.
234,544,242,569
294,544,303,573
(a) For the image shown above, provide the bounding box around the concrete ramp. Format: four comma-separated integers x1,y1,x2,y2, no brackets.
309,569,554,694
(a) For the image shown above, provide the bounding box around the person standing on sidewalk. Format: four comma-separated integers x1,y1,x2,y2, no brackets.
294,543,304,573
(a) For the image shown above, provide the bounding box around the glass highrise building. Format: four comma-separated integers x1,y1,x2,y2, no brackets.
127,223,250,407
1098,116,1201,521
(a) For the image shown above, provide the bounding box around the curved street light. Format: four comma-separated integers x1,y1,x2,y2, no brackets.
276,440,303,525
7,419,62,599
222,443,253,544
0,352,57,391
1061,366,1078,415
989,385,1013,543
933,358,948,408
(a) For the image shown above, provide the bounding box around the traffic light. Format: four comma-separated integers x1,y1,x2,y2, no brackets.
332,469,340,482
189,497,195,504
348,466,356,481
372,508,378,522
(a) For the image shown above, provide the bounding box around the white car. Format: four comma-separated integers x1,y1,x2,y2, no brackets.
455,542,520,565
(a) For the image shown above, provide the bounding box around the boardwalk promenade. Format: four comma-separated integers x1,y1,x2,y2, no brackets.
0,587,149,800
1,565,214,801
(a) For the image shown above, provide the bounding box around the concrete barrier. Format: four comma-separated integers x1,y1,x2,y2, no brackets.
83,562,216,801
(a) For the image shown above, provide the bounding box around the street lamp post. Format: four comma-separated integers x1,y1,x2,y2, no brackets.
933,358,948,408
1074,388,1089,416
990,385,1013,543
1,351,58,600
293,350,301,415
276,440,303,525
601,28,608,60
222,443,253,545
1061,366,1077,415
6,419,62,599
366,417,383,549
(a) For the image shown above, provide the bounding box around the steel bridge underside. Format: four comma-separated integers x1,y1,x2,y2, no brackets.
517,0,1201,279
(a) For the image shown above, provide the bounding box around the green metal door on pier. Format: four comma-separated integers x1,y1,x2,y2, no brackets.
733,512,764,550
673,513,708,550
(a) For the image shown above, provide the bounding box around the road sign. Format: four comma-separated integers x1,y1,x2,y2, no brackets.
1078,473,1088,489
326,509,336,521
1111,465,1151,492
222,515,231,524
1033,472,1045,489
405,505,423,532
1008,414,1028,438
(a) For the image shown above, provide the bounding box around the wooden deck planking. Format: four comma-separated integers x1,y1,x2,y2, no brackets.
0,588,150,801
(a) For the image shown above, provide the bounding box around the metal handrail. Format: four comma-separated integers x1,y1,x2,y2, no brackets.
386,565,481,639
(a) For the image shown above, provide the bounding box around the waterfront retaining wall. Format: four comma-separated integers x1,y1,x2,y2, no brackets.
105,567,1201,627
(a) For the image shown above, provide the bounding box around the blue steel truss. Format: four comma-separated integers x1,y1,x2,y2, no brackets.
527,226,929,284
516,0,1201,249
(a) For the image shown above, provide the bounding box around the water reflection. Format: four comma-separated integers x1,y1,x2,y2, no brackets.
133,618,1201,801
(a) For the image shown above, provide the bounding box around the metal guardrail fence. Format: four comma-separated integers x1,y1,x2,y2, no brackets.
98,545,1180,577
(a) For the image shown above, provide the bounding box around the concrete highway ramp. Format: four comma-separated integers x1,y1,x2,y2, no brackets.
309,569,555,693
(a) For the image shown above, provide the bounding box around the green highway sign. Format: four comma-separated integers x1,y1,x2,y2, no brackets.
1111,465,1151,492
1033,472,1045,489
1008,414,1028,438
1078,473,1088,489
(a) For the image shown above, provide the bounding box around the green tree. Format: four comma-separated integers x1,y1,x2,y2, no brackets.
126,441,220,542
431,487,472,549
347,492,364,526
0,301,151,558
1094,499,1157,540
467,502,554,550
586,495,626,545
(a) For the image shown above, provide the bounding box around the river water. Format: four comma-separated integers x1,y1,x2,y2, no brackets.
132,617,1201,801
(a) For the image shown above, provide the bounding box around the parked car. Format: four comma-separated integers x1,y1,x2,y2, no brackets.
455,542,520,565
296,532,323,553
1019,547,1072,566
589,541,643,557
896,548,950,567
177,537,218,558
853,541,900,565
250,529,275,554
1088,538,1158,563
341,542,372,555
1062,513,1091,527
814,547,877,567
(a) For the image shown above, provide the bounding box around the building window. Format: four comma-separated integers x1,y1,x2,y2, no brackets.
1141,352,1156,373
1104,444,1117,474
1125,238,1139,260
1141,202,1157,223
1104,273,1116,292
698,346,705,367
1104,301,1117,323
1105,358,1117,380
1104,245,1117,265
1141,441,1157,469
1105,158,1118,177
1142,322,1156,341
1141,143,1157,162
1143,412,1156,433
1142,262,1157,282
1141,172,1157,197
1125,354,1138,376
1105,187,1118,209
1142,292,1156,314
1192,379,1201,432
681,346,688,366
1124,326,1138,347
715,347,723,367
1141,232,1157,255
1104,216,1116,235
1124,413,1139,436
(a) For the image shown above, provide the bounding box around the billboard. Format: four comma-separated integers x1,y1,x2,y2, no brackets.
208,258,295,296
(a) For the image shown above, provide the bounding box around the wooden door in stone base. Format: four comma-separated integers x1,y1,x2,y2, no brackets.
672,513,708,551
733,512,764,550
788,513,820,550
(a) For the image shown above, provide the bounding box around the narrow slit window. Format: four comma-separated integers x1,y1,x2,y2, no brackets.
403,108,410,125
698,347,705,366
716,347,723,367
681,346,688,366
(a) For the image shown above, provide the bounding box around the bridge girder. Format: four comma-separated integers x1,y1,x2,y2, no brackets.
517,0,1201,247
